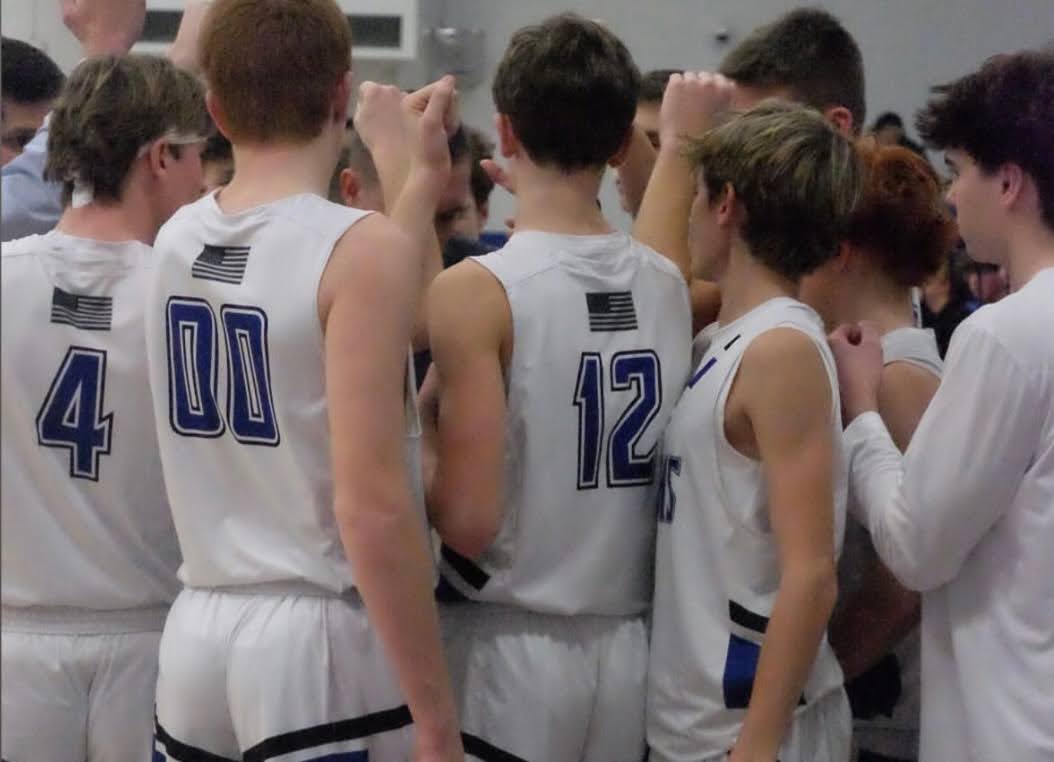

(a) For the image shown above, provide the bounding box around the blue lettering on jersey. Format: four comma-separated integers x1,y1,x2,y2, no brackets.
36,346,113,480
656,454,681,523
573,350,662,490
166,297,279,446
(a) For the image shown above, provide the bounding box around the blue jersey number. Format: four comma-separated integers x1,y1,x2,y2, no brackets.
167,298,279,446
37,347,113,480
573,350,662,489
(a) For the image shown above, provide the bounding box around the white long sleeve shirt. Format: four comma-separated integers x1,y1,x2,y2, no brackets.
845,266,1054,762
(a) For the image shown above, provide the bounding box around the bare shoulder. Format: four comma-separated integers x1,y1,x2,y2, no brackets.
880,360,939,396
318,213,416,317
741,326,827,380
428,259,511,341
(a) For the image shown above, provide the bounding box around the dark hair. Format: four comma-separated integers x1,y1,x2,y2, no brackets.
492,13,640,170
202,132,232,164
916,48,1054,230
465,126,495,209
1,37,65,104
639,68,682,104
872,111,903,131
328,124,470,202
689,100,862,280
848,141,958,287
45,55,208,205
719,8,865,133
200,0,350,143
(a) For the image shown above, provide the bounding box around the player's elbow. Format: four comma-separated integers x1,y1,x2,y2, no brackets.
432,497,502,561
781,556,839,620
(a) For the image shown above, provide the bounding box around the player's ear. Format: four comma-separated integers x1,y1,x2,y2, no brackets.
333,71,353,126
997,162,1025,209
715,182,738,227
835,241,855,272
495,113,519,160
607,125,634,168
339,168,360,207
205,90,229,138
146,138,168,176
824,105,854,137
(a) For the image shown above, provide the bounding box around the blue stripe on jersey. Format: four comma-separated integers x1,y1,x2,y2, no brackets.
303,753,368,762
686,357,717,388
722,633,760,710
242,705,412,762
441,544,491,590
461,732,530,762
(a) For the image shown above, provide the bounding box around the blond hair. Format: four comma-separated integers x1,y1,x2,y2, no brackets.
45,55,207,205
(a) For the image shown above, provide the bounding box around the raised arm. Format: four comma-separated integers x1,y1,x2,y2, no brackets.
426,261,510,559
319,216,462,762
355,77,458,350
730,328,840,761
633,72,732,331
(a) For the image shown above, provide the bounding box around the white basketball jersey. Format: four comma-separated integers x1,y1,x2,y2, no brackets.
1,231,180,613
648,297,848,759
438,231,691,616
146,192,421,594
841,325,941,758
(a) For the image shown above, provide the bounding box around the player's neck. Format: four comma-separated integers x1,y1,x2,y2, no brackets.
220,139,336,212
512,162,611,235
835,274,915,335
715,243,799,326
54,196,159,247
1005,219,1054,291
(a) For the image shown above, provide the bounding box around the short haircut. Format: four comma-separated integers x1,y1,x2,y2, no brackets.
916,48,1054,230
1,37,65,105
45,55,208,205
639,68,682,104
719,8,865,132
872,111,903,132
689,101,862,280
492,13,640,171
200,0,351,143
202,132,232,164
327,124,470,203
465,126,495,209
848,141,958,287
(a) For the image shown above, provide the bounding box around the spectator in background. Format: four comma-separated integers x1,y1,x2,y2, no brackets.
200,132,233,192
871,111,927,157
452,126,495,240
966,261,1010,304
920,245,978,356
1,38,64,166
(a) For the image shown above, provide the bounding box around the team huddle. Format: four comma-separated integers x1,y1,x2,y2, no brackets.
2,1,1052,762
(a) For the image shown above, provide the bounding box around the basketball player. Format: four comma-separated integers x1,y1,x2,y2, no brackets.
647,102,862,762
427,13,691,760
830,48,1054,762
633,8,866,330
146,1,462,759
1,54,208,762
799,141,958,762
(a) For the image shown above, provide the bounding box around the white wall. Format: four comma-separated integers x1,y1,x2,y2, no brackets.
5,0,1051,230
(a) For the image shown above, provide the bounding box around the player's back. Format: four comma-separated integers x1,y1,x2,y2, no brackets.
1,231,179,621
146,192,380,594
438,231,691,616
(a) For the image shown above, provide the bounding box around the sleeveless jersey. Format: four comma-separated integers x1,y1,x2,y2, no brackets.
146,192,422,594
2,231,180,615
439,231,691,616
840,325,941,758
648,297,848,759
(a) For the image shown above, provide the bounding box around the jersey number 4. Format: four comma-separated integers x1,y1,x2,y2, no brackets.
36,347,113,481
573,350,661,489
166,297,279,445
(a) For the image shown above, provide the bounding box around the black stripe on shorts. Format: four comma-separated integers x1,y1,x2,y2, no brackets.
461,732,529,762
154,719,238,762
242,705,412,762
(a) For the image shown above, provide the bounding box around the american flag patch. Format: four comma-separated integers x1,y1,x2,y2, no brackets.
192,244,250,284
50,287,112,330
586,291,637,332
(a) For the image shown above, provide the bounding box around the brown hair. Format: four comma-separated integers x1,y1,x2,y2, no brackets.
45,55,208,205
848,141,958,287
689,100,862,280
492,13,640,171
200,0,351,143
917,48,1054,230
719,8,865,134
